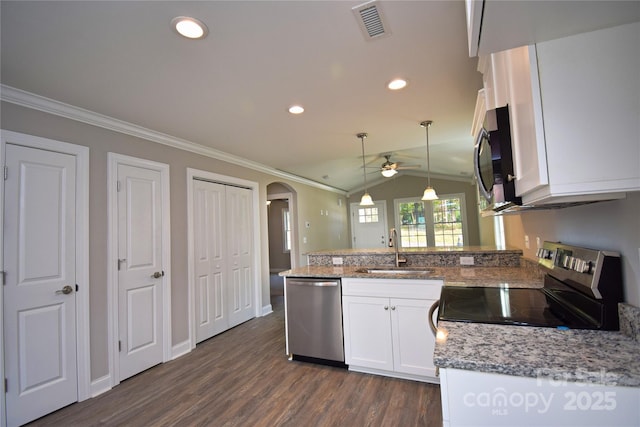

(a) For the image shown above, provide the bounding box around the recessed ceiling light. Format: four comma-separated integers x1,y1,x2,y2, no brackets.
288,105,305,114
387,78,407,90
172,16,208,39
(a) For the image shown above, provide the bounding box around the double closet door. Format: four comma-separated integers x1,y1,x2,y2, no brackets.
193,179,254,342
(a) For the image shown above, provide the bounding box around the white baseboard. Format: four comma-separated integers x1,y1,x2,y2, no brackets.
261,304,273,316
90,374,112,398
171,339,192,360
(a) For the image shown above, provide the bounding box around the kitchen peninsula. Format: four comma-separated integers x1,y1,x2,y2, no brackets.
281,245,640,426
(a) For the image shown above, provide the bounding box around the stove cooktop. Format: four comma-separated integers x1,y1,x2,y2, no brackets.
437,286,600,329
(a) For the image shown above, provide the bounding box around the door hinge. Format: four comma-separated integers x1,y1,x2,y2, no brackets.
118,340,122,352
116,180,121,192
1,271,5,285
4,166,7,180
4,378,7,393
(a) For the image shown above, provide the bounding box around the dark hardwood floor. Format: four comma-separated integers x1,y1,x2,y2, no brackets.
27,296,442,426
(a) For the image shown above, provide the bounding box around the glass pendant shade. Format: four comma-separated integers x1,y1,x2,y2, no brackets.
357,132,374,206
381,168,397,178
420,120,438,201
421,186,438,201
360,192,374,206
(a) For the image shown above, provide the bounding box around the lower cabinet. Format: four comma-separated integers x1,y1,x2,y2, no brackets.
342,278,441,383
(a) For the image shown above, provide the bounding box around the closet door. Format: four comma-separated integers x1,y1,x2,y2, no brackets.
226,186,254,327
193,180,227,342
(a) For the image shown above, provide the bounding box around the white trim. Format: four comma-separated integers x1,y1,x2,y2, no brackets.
1,84,345,195
262,304,274,316
171,339,192,360
107,153,172,388
186,168,263,350
0,130,91,426
89,375,112,398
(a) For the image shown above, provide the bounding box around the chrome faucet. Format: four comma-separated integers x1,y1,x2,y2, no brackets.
390,228,407,267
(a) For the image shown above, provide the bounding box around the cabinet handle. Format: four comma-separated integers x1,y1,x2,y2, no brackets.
391,306,396,310
384,305,389,310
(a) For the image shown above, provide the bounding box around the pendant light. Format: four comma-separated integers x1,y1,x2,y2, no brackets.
420,120,438,200
357,132,375,206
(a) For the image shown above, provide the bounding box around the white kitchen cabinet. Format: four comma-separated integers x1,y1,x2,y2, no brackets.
477,22,640,206
465,0,640,57
342,278,442,383
440,368,640,427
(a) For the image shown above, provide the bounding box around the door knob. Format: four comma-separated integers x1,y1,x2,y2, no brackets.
151,271,165,279
56,285,73,295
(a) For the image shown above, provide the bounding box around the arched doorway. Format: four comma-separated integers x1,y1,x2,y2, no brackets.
267,182,298,302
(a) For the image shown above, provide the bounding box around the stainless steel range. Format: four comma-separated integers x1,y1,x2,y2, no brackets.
436,241,623,330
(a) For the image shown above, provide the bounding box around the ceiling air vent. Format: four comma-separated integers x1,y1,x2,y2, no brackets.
352,0,391,41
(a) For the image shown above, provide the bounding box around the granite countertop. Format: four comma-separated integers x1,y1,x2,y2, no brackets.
433,318,640,387
281,264,640,388
279,265,543,288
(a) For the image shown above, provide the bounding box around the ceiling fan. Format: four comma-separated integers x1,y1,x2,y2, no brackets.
378,154,420,177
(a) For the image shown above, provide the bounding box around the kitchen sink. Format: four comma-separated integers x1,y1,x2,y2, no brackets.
356,267,434,275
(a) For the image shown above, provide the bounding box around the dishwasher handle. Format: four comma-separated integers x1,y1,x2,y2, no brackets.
428,299,440,336
288,280,339,287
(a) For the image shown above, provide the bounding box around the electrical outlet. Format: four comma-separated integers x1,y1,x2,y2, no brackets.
332,257,343,265
524,235,530,249
460,256,475,266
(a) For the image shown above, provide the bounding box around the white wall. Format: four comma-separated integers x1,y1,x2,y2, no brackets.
503,192,640,306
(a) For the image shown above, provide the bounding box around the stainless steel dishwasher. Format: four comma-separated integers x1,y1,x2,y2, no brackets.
285,278,345,364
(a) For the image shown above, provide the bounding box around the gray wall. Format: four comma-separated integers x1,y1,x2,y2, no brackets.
503,193,640,306
346,174,481,246
1,101,349,381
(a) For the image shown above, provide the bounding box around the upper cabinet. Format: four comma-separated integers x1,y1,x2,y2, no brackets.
465,0,640,57
477,22,640,206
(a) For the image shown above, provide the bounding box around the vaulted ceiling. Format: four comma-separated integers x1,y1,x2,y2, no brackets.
1,1,484,191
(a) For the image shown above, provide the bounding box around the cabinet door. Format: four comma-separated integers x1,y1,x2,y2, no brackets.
342,296,393,371
506,45,549,197
390,298,437,377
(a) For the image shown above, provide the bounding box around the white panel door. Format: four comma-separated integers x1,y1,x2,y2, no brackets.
350,201,388,249
3,144,78,427
226,186,254,327
193,180,227,342
117,164,164,381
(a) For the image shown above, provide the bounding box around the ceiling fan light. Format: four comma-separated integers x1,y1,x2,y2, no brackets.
422,186,439,201
360,192,375,206
381,168,397,177
387,78,407,90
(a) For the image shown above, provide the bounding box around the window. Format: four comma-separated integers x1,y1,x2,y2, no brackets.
358,207,379,223
282,207,291,252
397,200,427,247
432,198,464,247
394,194,467,247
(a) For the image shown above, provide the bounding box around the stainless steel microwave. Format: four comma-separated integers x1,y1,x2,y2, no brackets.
473,105,521,212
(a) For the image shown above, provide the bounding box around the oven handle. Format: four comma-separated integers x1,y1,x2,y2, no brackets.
428,299,440,336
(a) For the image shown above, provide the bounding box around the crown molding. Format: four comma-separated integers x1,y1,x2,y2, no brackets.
1,84,346,195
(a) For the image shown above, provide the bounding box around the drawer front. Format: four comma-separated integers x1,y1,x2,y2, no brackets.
342,277,443,300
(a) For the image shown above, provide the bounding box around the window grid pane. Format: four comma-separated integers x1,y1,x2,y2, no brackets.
398,201,427,247
432,197,463,247
358,207,379,223
282,208,291,252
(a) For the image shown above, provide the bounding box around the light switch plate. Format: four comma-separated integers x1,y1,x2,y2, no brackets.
332,257,343,265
